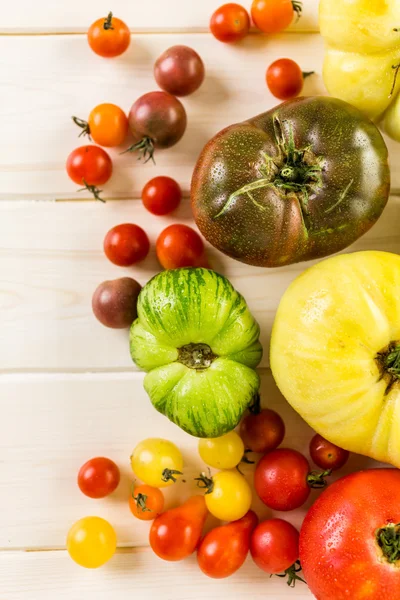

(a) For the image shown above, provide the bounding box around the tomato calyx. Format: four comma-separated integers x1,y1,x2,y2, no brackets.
376,522,400,563
275,560,306,587
134,492,151,513
161,468,183,484
123,137,156,164
376,341,400,392
306,469,332,489
103,12,114,31
292,1,303,22
302,71,314,80
195,471,214,495
178,343,218,370
72,116,91,139
78,179,105,203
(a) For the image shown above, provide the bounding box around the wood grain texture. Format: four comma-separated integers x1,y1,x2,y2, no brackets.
2,32,400,201
1,0,319,33
0,550,314,600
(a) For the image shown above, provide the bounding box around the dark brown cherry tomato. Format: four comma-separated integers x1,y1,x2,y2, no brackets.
88,12,131,58
254,448,331,511
266,58,312,100
240,408,285,453
309,434,350,471
104,224,150,267
78,457,120,499
154,45,205,97
126,92,187,163
142,176,182,216
210,4,250,43
156,224,208,270
92,277,142,329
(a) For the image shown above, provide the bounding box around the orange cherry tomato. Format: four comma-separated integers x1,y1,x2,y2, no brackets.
210,4,251,43
149,496,208,561
73,104,129,147
88,12,131,58
129,484,165,521
251,0,301,34
156,224,208,270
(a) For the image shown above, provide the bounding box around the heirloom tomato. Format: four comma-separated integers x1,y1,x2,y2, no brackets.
67,517,116,568
196,469,252,521
130,438,183,488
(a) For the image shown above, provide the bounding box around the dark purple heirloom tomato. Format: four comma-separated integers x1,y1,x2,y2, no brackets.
154,45,205,97
191,96,390,267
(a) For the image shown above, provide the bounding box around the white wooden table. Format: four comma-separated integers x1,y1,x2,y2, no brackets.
1,1,399,598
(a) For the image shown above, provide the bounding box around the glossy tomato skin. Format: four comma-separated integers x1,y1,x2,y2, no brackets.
300,469,400,600
197,510,258,578
104,224,150,267
150,495,208,561
254,448,310,511
66,145,112,186
203,470,252,521
92,278,141,329
88,104,129,147
156,224,208,269
78,457,120,499
266,59,304,100
142,177,182,216
251,518,299,573
130,438,183,488
129,484,165,521
154,45,205,97
310,434,349,471
240,408,285,453
251,0,294,33
88,14,130,58
210,4,251,43
67,517,117,568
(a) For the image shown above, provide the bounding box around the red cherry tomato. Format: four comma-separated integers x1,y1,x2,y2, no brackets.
309,434,350,471
104,224,150,267
129,484,165,521
251,519,303,585
210,4,251,43
156,224,208,270
77,457,120,499
142,177,182,216
197,510,258,579
66,146,112,186
251,0,301,34
88,12,131,58
149,496,208,561
240,408,285,453
254,448,330,511
266,58,311,100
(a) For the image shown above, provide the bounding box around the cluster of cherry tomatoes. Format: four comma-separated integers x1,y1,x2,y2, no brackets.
67,404,350,583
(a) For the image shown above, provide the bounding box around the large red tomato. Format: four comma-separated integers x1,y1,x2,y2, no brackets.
300,469,400,600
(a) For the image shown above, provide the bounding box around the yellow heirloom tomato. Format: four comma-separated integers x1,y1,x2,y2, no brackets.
271,251,400,467
67,517,117,568
198,431,244,470
320,0,400,140
196,469,252,521
130,438,183,488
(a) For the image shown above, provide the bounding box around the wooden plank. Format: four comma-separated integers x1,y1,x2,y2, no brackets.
0,0,319,33
0,550,314,600
1,198,399,372
0,372,378,550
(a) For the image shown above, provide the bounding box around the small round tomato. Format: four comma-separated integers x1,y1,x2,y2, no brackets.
92,278,141,329
142,176,182,216
254,448,331,511
73,104,128,148
88,12,131,58
129,484,165,521
130,438,183,488
77,457,120,499
104,224,150,267
251,0,301,34
66,145,112,190
309,434,350,471
67,517,117,569
240,408,285,454
251,519,303,586
196,470,252,521
156,224,208,269
266,58,312,100
210,4,251,43
154,46,205,97
198,431,244,470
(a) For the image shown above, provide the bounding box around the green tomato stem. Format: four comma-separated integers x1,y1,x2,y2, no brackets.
376,523,400,563
307,469,332,489
275,560,306,587
71,116,91,139
195,472,214,494
161,468,182,484
104,12,114,30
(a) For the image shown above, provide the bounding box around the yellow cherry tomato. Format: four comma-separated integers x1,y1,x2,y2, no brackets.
197,469,252,521
130,438,183,488
67,516,116,568
198,431,244,470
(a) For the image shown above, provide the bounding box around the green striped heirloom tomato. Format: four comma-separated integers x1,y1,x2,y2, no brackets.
191,96,390,268
129,268,262,438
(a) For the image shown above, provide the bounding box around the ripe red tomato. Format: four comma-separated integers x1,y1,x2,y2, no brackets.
142,177,182,216
266,58,311,100
309,434,350,471
254,448,330,511
251,519,300,575
77,457,120,499
129,484,165,521
197,511,258,579
240,408,285,453
104,224,150,267
251,0,301,34
66,146,112,187
210,4,251,43
156,224,208,270
300,469,400,600
149,496,208,561
88,12,131,58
